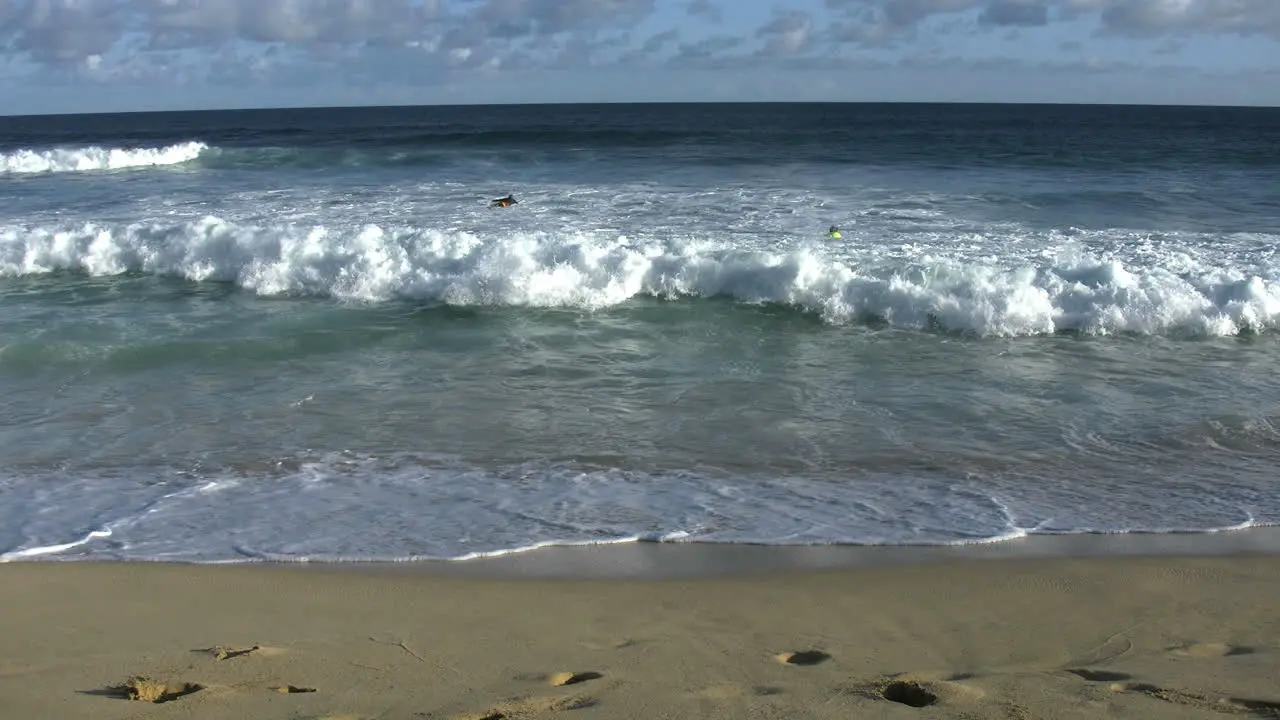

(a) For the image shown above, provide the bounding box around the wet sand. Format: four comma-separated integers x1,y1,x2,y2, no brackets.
2,544,1278,719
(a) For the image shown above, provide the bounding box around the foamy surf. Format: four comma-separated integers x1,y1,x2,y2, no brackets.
0,141,207,174
0,453,1274,564
1,216,1278,336
2,102,1277,570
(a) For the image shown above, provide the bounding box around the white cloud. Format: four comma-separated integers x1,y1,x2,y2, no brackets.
683,0,720,22
979,0,1049,26
0,0,1275,94
5,0,125,63
824,0,1280,39
1098,0,1280,36
756,11,813,56
138,0,443,48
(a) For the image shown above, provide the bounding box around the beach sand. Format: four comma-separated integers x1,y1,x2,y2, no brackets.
1,553,1278,719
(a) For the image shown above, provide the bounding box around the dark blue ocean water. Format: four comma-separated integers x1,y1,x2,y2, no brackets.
1,102,1279,563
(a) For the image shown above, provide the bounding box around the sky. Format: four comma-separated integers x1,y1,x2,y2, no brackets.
0,0,1277,114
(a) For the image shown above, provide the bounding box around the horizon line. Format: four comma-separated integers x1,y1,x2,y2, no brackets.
2,98,1278,120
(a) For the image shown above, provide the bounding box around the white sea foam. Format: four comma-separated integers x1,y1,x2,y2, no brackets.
0,142,207,174
0,453,1273,563
1,216,1278,337
0,528,112,561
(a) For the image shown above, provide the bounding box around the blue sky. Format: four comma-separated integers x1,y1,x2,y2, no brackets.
0,0,1277,115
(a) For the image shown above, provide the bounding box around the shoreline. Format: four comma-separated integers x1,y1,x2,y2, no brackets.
371,524,1280,580
7,525,1280,580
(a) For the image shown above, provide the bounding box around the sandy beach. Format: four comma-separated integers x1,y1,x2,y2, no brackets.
2,551,1278,720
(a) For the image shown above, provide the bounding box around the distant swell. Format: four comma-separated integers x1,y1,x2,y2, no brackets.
0,142,207,174
194,142,835,170
2,215,1279,337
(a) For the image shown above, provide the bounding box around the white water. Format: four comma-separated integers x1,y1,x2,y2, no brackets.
2,121,1278,566
2,451,1273,563
1,215,1278,336
0,142,207,174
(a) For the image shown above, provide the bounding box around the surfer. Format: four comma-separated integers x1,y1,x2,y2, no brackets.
827,225,841,239
491,194,517,208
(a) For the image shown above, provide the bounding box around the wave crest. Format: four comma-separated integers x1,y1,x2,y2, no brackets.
0,142,207,174
1,216,1277,337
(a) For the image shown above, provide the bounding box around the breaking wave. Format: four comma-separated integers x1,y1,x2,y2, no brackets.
0,142,208,174
1,215,1278,337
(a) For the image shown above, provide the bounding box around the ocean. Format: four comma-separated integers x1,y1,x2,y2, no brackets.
1,102,1278,564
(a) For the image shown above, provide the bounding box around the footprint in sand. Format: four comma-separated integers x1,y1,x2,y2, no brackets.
688,683,784,701
882,680,940,708
549,671,603,687
457,672,604,718
85,676,204,704
579,637,639,651
1116,682,1280,716
455,693,598,719
774,650,831,666
513,671,604,687
1066,668,1133,682
194,644,287,661
847,673,985,710
211,644,260,660
1167,642,1256,659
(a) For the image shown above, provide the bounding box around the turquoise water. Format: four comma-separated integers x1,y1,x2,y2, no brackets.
1,103,1278,562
